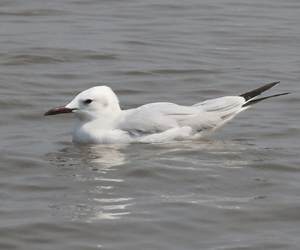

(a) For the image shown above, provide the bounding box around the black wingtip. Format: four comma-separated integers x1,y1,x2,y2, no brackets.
242,91,290,107
240,82,280,101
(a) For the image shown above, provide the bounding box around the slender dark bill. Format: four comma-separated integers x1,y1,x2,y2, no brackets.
44,106,73,116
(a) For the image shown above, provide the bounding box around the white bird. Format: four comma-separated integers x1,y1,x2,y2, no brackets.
45,82,289,144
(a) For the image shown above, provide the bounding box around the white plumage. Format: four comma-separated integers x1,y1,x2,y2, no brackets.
45,82,288,144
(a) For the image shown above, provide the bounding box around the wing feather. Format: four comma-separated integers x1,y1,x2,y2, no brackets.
117,97,245,135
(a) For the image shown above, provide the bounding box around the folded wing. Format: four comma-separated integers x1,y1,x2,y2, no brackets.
117,96,246,136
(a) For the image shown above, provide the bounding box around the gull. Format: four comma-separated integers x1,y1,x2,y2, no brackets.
44,82,289,144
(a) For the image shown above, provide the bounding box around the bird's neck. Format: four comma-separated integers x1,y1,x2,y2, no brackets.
77,107,122,129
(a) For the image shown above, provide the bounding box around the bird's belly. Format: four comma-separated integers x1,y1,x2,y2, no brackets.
73,123,202,144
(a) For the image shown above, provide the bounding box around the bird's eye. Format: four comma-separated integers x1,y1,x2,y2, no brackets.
83,99,92,105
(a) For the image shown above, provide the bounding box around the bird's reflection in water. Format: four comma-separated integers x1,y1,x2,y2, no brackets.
45,139,260,221
45,143,132,221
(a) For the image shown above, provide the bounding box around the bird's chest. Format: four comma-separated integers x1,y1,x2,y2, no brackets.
73,121,130,144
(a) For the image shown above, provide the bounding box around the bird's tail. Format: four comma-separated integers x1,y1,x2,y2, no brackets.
240,82,290,107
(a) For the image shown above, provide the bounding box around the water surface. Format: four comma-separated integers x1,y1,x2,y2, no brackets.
1,1,300,249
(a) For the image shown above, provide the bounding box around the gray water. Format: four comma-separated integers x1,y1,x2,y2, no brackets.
1,1,300,249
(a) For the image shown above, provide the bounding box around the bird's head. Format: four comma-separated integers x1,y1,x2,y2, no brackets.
44,86,121,121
